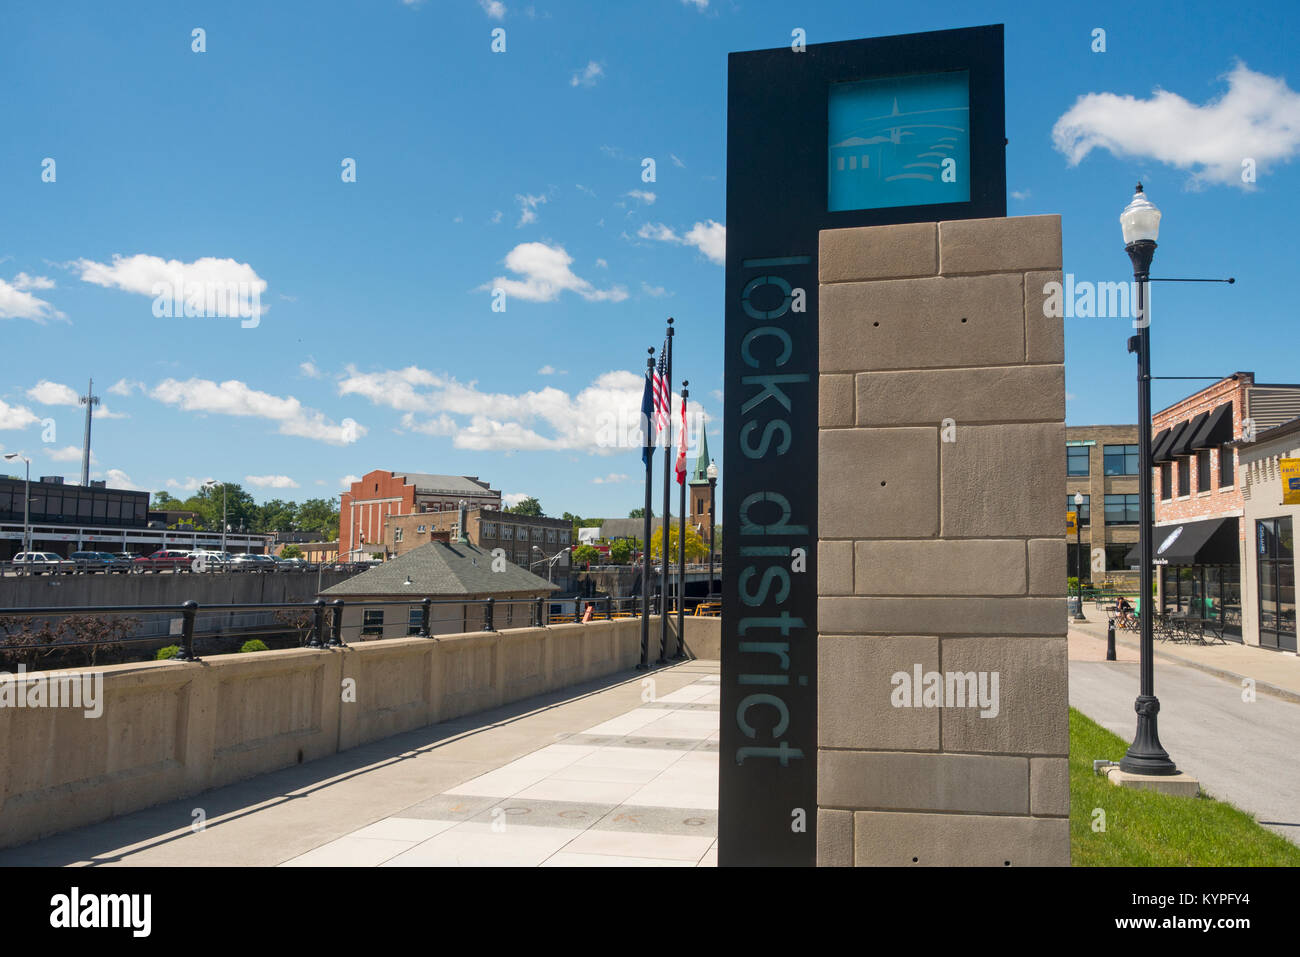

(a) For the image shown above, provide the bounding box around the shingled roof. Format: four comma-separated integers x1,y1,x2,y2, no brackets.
320,541,558,597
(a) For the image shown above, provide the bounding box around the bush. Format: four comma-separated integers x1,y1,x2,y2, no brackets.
1066,576,1080,592
240,639,269,653
155,645,180,660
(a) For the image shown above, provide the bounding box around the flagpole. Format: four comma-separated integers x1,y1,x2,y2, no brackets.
639,348,655,671
675,382,688,659
659,318,674,664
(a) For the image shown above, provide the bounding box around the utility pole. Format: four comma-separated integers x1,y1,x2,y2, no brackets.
79,378,99,486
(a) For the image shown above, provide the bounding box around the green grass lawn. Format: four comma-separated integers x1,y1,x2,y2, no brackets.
1070,708,1300,866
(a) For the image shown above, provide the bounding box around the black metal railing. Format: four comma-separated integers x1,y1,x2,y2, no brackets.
0,593,695,671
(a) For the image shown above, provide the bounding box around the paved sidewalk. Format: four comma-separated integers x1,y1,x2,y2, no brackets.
1069,613,1300,701
0,660,719,867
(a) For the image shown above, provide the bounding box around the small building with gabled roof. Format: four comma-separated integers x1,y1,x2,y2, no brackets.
320,539,557,639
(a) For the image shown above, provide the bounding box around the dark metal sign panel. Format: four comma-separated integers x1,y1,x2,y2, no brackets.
720,24,1005,866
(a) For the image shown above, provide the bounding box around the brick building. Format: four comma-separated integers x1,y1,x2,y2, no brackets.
1064,424,1140,586
339,470,500,560
1129,373,1300,641
384,506,572,590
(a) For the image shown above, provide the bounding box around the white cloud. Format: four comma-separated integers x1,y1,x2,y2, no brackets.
641,282,670,298
636,220,725,265
339,364,689,454
516,193,548,227
683,221,726,264
299,360,324,379
150,378,365,445
1011,189,1031,201
576,184,596,197
502,492,530,508
0,276,65,322
670,153,685,168
245,474,300,489
69,253,268,319
108,378,143,396
11,273,54,291
490,210,504,224
592,473,629,484
104,468,145,491
682,0,708,8
47,446,94,464
1053,62,1300,188
571,61,604,88
483,242,628,303
625,189,656,205
340,474,362,489
478,0,506,18
26,380,80,406
595,258,608,269
538,365,556,375
0,399,39,431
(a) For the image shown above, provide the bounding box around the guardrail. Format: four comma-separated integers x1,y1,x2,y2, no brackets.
0,593,706,669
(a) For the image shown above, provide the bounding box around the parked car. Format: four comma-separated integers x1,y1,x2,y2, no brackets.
69,551,133,574
277,556,309,570
188,550,231,571
230,553,277,572
132,549,193,574
12,552,72,575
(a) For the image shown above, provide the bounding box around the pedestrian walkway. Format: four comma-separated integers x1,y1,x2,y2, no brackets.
0,660,720,867
1069,612,1300,701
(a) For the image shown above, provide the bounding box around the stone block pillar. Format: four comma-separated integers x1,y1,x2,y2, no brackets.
815,215,1070,866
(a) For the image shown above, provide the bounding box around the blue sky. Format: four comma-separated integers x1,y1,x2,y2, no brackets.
2,0,1296,518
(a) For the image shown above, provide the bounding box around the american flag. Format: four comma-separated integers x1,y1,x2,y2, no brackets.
675,394,688,484
652,340,669,440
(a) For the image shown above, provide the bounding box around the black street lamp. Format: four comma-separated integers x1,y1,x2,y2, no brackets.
1073,490,1087,621
1119,183,1177,776
706,460,718,600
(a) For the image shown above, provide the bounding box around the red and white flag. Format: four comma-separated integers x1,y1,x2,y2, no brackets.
675,394,688,484
652,341,669,440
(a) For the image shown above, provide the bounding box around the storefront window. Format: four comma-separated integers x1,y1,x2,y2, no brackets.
1176,459,1190,496
1257,517,1296,651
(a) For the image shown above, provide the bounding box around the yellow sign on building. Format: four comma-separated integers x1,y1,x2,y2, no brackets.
1066,510,1078,534
1282,458,1300,506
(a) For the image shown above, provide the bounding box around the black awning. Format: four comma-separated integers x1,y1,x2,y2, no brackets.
1150,427,1173,461
1154,420,1188,463
1168,412,1209,458
1189,402,1233,449
1125,517,1240,566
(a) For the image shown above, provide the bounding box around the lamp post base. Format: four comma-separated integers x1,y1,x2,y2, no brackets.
1119,695,1178,775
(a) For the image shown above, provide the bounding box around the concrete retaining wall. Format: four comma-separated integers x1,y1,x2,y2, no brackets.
0,614,715,849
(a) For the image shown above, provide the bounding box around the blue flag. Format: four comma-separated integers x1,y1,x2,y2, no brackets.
641,369,655,466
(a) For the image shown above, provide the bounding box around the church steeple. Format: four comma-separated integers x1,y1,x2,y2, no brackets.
689,430,712,486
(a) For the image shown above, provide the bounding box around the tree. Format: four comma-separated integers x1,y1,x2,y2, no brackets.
505,496,544,517
255,499,298,533
628,507,645,519
295,498,340,538
280,544,303,559
572,544,601,566
649,523,708,562
608,539,633,564
151,491,183,510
